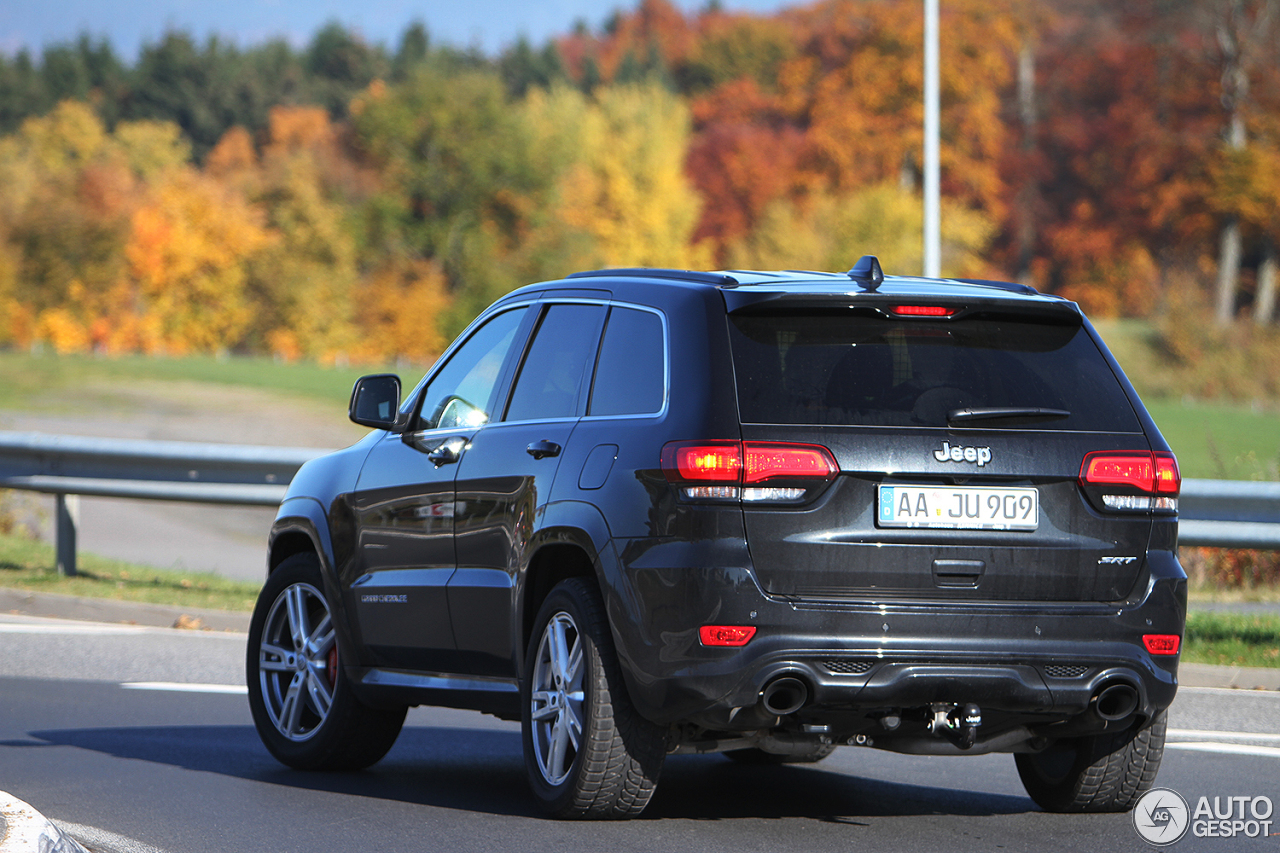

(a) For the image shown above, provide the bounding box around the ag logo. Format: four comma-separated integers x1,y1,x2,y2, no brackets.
1133,787,1190,846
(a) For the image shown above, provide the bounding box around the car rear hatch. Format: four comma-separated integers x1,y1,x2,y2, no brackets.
723,285,1165,603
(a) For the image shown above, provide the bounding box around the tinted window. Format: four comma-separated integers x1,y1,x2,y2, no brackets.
505,304,606,421
416,308,525,431
588,307,665,416
729,312,1141,432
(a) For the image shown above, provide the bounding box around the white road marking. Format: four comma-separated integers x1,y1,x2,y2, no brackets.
1179,685,1280,697
1167,742,1280,759
0,615,243,639
121,682,248,695
0,622,152,635
1168,728,1280,743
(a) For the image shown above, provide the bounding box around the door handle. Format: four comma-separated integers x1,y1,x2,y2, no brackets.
526,440,562,460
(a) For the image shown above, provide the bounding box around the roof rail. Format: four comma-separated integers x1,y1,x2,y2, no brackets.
567,268,739,287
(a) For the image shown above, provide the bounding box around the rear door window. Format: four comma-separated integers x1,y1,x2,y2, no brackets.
729,312,1141,432
587,306,666,417
505,303,607,422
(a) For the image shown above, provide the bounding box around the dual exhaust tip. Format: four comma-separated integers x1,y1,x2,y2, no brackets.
759,676,809,717
1092,681,1140,721
758,674,1140,723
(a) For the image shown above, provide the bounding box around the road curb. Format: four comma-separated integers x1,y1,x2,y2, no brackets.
0,791,89,853
0,588,250,633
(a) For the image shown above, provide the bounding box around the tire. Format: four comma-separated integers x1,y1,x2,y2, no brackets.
521,578,667,819
1015,712,1167,813
724,743,837,765
246,552,406,770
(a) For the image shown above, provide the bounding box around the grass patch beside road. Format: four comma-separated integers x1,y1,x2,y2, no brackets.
1144,399,1280,481
0,351,404,410
1183,611,1280,668
0,533,258,612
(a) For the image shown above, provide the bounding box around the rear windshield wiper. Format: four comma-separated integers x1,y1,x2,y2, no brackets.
947,407,1071,425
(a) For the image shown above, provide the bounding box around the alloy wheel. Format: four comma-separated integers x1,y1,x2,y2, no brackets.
529,611,586,785
257,582,337,741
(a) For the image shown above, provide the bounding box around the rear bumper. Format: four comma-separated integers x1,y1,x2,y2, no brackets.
608,543,1186,734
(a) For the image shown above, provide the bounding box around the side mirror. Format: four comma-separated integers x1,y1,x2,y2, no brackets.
349,374,403,431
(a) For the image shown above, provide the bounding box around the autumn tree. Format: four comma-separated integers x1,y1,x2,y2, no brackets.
523,82,712,271
351,64,545,337
124,167,270,353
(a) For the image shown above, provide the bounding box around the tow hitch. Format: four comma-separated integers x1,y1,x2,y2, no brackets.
931,703,982,750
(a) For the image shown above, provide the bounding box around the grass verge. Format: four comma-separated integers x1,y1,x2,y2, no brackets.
0,533,258,612
1183,611,1280,668
0,350,404,409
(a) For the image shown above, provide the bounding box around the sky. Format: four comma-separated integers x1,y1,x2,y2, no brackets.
1,0,796,60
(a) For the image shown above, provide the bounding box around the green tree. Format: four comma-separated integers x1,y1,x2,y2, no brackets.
352,64,545,335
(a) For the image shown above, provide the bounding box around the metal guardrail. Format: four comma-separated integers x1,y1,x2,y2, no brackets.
0,430,1276,575
0,432,325,575
1178,479,1280,549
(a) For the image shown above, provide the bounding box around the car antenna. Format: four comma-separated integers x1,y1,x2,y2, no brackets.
847,255,884,291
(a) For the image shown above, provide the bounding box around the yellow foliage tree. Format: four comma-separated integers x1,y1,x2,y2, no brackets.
524,83,712,270
726,182,994,278
351,259,452,364
125,169,271,354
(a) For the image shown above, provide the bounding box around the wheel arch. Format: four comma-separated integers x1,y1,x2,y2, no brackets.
520,501,616,651
521,540,599,658
268,496,337,577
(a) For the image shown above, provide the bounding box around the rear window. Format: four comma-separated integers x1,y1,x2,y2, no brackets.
729,312,1142,432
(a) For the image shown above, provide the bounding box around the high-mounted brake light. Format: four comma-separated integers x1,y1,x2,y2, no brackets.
1143,634,1180,655
662,441,838,504
1080,451,1180,512
891,305,957,317
699,625,757,647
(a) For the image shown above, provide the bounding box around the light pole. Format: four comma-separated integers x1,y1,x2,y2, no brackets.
923,0,941,278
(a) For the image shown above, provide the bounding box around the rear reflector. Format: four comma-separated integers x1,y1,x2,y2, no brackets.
1143,634,1181,655
699,625,757,647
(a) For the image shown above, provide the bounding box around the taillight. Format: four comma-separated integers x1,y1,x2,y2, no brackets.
1143,634,1180,655
699,625,756,647
1079,451,1180,512
666,442,741,481
743,443,838,483
1154,453,1180,494
891,305,957,317
662,441,838,503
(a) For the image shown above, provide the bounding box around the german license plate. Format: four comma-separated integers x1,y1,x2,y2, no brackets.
877,485,1038,530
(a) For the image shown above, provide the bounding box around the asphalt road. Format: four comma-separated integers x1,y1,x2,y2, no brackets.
1,613,1278,853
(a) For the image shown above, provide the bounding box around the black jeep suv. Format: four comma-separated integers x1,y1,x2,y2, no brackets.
247,258,1185,818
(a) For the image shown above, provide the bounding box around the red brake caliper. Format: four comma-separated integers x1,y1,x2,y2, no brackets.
327,643,339,689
